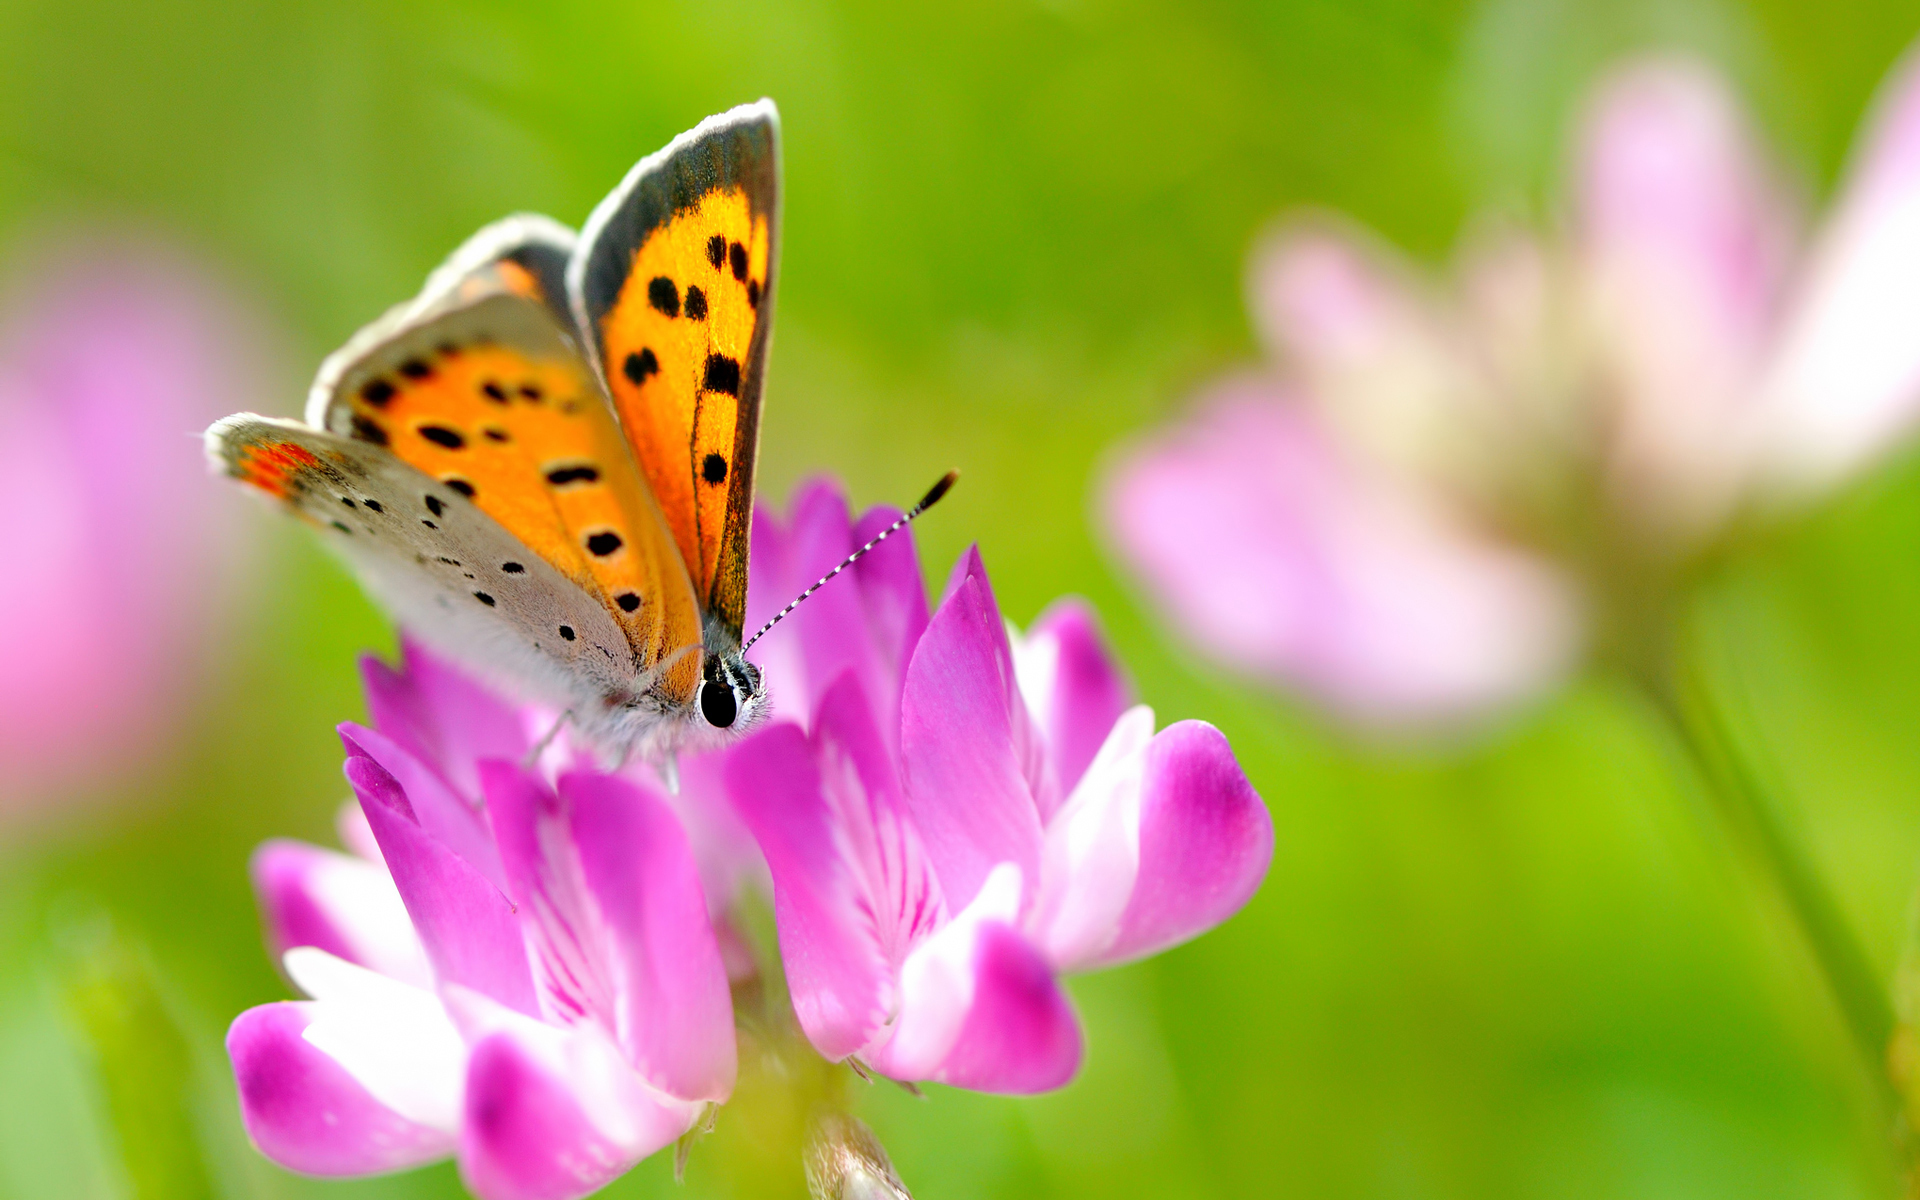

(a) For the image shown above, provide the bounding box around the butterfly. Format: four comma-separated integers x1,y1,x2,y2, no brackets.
208,102,783,764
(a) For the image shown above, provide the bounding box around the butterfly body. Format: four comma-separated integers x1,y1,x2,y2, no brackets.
208,103,780,763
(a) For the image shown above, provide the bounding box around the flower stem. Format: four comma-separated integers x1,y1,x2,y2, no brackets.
1633,648,1896,1110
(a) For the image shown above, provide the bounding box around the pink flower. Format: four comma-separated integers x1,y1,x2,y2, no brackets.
227,644,736,1200
0,239,262,809
725,482,1273,1093
1102,47,1920,727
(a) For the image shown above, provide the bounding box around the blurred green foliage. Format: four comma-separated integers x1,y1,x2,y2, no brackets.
2,0,1919,1196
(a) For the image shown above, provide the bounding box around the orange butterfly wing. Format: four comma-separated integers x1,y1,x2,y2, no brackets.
570,102,779,646
309,218,705,704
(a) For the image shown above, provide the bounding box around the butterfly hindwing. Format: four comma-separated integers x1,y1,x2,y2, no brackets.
570,100,780,647
306,218,705,706
207,414,641,710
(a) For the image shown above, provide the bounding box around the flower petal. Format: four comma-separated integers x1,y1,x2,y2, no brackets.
1576,58,1793,535
479,763,617,1033
1012,599,1134,798
1101,386,1581,727
1029,706,1157,970
926,923,1083,1094
341,721,508,891
849,501,932,711
726,718,894,1061
281,948,468,1133
564,770,737,1102
0,244,258,806
1086,720,1272,970
227,999,455,1177
343,747,539,1016
250,839,430,987
447,987,700,1200
902,563,1046,910
1760,43,1920,490
868,865,1081,1093
1248,221,1484,487
361,639,534,801
786,484,889,720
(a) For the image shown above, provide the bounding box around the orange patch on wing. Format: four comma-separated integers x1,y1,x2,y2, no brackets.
596,188,769,629
234,441,320,497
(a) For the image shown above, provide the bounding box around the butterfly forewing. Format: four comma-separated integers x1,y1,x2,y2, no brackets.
570,101,780,647
207,415,643,709
307,220,705,706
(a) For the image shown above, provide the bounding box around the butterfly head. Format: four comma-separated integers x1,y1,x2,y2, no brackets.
699,648,764,733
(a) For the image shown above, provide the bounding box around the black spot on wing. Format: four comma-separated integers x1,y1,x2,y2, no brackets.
586,530,624,557
363,499,383,514
474,591,496,606
444,478,476,498
648,276,679,317
399,359,433,380
482,380,508,404
616,592,641,613
501,562,525,573
351,415,389,446
545,465,600,487
559,625,576,641
707,235,726,268
419,425,465,449
703,354,741,396
684,286,708,321
425,495,444,517
702,454,728,485
624,349,659,385
361,379,396,408
730,241,748,281
483,427,510,443
747,279,761,309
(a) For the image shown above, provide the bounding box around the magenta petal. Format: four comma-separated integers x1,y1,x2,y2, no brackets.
726,719,892,1061
928,923,1082,1095
228,1002,454,1176
563,770,737,1102
1101,386,1579,725
901,569,1045,911
479,763,616,1032
457,1022,692,1200
250,840,429,986
850,502,932,705
785,484,894,729
1094,721,1272,968
343,751,539,1016
361,640,532,802
340,722,507,891
1016,600,1134,798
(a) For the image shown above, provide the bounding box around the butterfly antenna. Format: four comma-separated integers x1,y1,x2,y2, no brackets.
740,471,958,654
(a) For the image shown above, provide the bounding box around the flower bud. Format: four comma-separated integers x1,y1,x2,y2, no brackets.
804,1113,911,1200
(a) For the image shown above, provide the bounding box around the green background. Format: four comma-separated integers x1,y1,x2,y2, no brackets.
3,0,1920,1196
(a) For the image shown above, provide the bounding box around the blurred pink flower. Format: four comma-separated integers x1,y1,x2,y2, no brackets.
229,644,736,1200
1102,47,1920,728
0,239,261,808
726,482,1272,1093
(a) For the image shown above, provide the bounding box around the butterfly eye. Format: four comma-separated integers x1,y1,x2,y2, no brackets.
699,680,738,729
